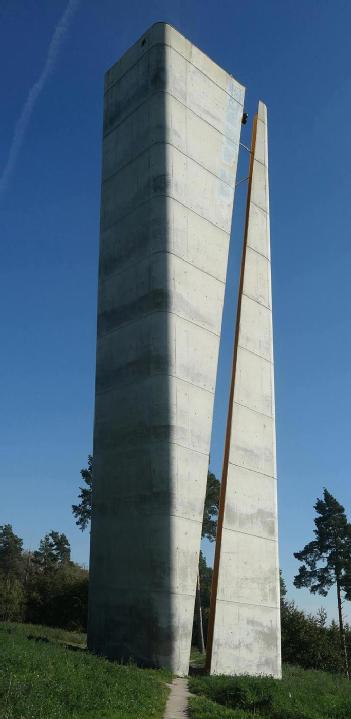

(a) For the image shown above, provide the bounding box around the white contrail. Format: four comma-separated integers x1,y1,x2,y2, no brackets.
0,0,80,194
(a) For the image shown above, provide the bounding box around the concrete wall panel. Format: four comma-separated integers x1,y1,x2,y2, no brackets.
223,465,278,540
100,143,235,233
88,22,244,675
239,295,273,362
99,196,230,283
210,602,281,677
209,103,281,678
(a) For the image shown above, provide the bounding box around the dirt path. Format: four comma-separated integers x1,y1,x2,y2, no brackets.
164,677,190,718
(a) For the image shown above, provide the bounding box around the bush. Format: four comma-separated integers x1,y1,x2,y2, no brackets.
281,599,349,673
25,564,88,630
0,576,25,622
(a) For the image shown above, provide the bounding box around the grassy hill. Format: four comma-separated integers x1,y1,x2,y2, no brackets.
189,665,351,719
0,622,170,719
2,623,351,719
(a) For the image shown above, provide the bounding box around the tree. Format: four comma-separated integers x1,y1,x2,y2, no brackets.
72,455,93,531
0,525,25,621
33,531,71,572
202,471,220,542
0,577,25,622
280,570,287,600
27,532,87,629
0,524,24,579
195,471,220,653
293,488,351,677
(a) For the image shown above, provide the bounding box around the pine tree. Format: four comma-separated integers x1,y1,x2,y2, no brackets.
72,455,93,531
0,524,24,578
201,472,220,542
195,471,220,652
293,488,351,677
34,531,71,572
0,525,25,621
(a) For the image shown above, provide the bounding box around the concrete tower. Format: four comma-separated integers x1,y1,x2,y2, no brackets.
207,103,281,678
88,22,244,675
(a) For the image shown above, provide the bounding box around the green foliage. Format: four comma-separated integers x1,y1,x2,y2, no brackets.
0,524,24,578
33,530,71,570
189,665,351,719
0,577,25,622
293,489,351,673
72,455,93,531
281,597,350,673
192,551,213,649
26,562,89,630
192,471,219,651
294,489,351,597
0,522,89,631
280,569,287,598
189,695,257,719
0,526,26,622
202,471,220,542
16,621,86,647
0,622,169,719
193,551,213,642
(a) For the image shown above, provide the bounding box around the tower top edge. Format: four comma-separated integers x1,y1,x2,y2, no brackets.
104,21,245,104
257,100,268,122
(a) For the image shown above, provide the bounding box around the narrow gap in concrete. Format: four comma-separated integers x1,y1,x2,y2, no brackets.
188,125,252,673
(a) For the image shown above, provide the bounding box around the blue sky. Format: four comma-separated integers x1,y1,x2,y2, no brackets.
2,0,351,621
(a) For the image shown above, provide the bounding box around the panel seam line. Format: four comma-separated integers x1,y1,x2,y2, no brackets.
233,399,275,421
104,41,244,105
229,462,277,481
221,526,278,543
101,193,232,235
103,88,240,147
98,308,220,339
215,599,279,610
100,249,226,286
96,372,215,398
102,139,237,191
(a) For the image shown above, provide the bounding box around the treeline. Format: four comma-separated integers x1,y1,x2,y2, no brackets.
2,521,351,674
0,525,88,630
3,456,351,676
281,580,351,674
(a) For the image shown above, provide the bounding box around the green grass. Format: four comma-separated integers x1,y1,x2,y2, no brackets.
189,664,351,719
0,622,170,719
190,646,206,670
15,621,87,648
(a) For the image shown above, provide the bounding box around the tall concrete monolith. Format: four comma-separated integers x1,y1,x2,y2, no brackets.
88,22,244,675
207,102,281,678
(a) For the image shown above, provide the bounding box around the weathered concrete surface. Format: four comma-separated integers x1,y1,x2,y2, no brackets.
88,22,244,675
209,103,281,678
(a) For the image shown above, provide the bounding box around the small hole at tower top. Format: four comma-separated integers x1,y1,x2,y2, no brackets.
141,38,146,46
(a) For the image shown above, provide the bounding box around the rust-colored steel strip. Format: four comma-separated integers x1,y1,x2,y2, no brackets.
205,113,258,673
